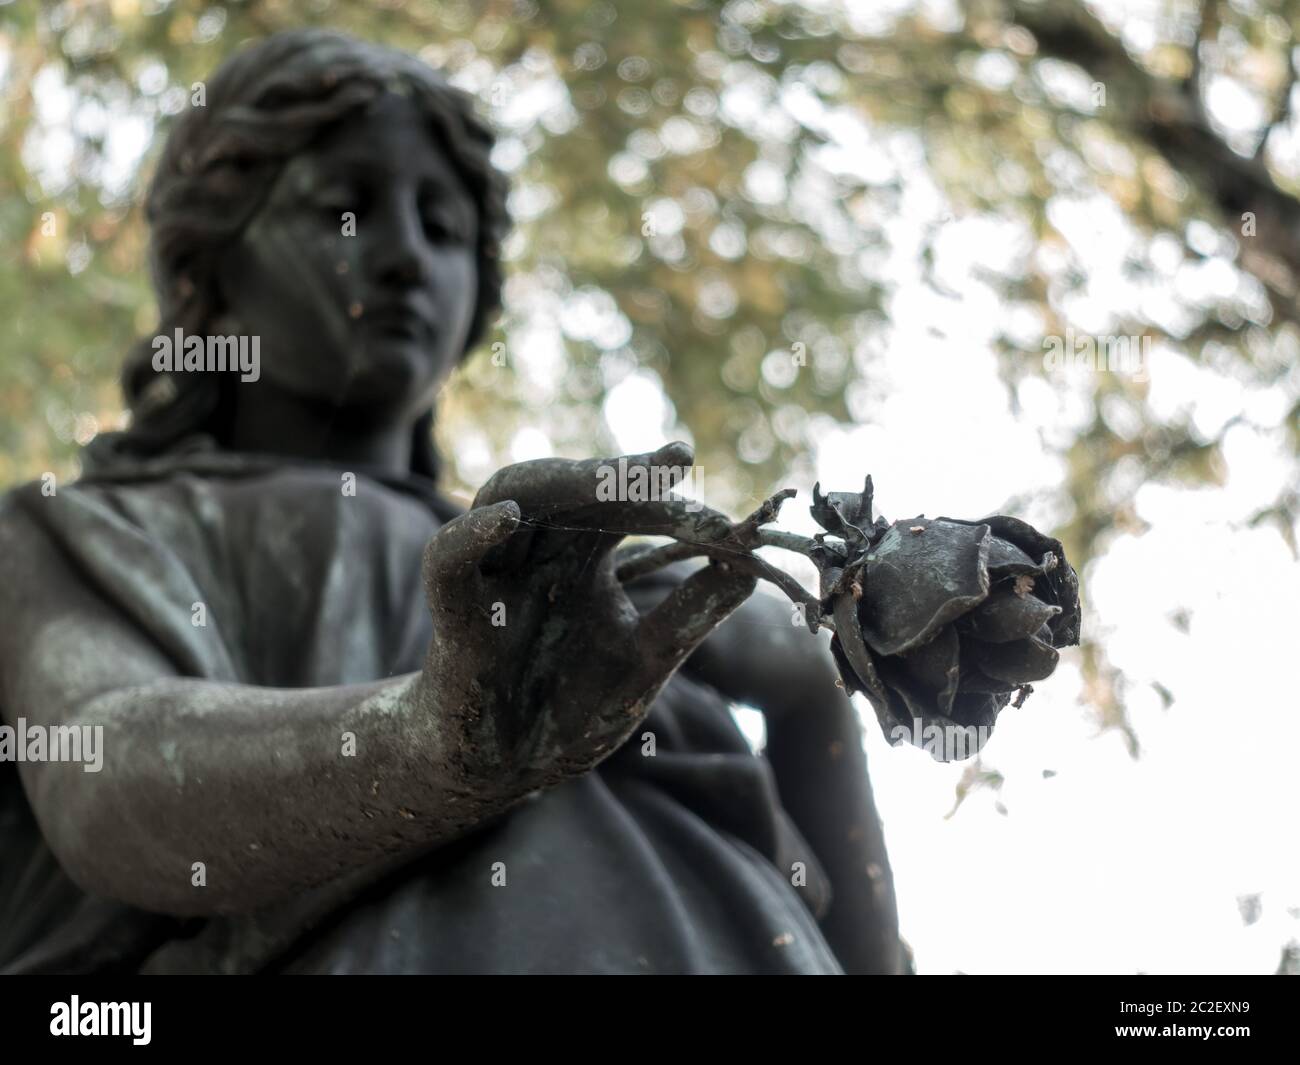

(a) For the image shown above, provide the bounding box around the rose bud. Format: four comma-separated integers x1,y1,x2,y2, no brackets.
826,514,1080,762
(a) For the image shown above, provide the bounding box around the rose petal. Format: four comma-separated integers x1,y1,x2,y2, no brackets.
966,635,1060,683
872,655,1001,760
876,661,938,722
831,591,893,712
941,515,1082,648
977,515,1060,560
858,519,991,656
959,588,1061,643
959,671,1019,694
950,691,1009,731
984,536,1042,579
828,636,862,703
896,626,961,714
956,644,1020,692
876,661,976,756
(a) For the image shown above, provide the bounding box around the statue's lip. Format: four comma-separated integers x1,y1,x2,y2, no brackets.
361,302,434,336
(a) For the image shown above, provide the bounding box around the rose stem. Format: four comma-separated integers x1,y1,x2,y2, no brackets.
613,489,830,633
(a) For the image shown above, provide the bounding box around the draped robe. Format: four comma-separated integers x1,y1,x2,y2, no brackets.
0,439,860,974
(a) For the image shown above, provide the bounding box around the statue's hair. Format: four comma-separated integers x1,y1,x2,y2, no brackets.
113,29,510,480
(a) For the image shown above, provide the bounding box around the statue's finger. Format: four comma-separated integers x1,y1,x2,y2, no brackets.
628,560,757,693
422,500,521,602
547,496,730,540
490,494,737,577
472,441,695,514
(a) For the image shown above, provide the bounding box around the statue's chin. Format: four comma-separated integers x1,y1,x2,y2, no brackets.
337,341,436,410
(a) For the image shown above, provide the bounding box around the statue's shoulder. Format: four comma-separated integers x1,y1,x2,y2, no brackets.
0,467,167,515
0,475,55,530
0,468,200,564
0,477,81,588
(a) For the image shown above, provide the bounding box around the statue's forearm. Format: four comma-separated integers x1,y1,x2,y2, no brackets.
765,700,907,975
627,556,907,971
26,673,519,917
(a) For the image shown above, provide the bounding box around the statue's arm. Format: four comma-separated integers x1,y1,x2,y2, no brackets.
0,449,755,920
624,556,906,973
758,660,908,975
699,589,906,973
0,505,519,918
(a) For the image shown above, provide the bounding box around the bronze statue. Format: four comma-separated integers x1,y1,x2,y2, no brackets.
0,29,907,974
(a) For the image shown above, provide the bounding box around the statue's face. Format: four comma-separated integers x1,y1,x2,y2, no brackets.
216,90,478,419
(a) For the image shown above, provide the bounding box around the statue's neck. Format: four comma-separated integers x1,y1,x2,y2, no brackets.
227,387,415,474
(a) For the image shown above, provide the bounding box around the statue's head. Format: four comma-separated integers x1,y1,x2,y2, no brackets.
116,29,510,477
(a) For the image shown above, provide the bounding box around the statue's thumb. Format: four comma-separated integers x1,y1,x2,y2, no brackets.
422,500,522,599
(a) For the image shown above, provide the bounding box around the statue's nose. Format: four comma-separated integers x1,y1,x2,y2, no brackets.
365,197,429,289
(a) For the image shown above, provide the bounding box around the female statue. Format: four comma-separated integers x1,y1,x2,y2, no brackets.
0,29,903,974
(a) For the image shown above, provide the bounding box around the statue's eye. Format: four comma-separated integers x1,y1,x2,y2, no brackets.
421,206,470,245
315,186,359,218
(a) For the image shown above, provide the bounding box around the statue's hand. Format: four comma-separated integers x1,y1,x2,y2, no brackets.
622,560,848,725
416,442,756,799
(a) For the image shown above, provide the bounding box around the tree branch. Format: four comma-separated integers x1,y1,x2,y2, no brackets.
1002,0,1300,300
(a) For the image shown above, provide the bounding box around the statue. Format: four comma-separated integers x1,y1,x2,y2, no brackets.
0,30,910,974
